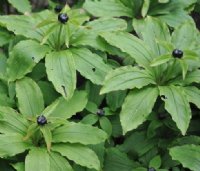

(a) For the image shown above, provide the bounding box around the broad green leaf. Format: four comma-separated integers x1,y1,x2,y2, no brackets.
49,152,73,171
16,77,44,117
99,117,112,136
170,145,200,171
46,50,76,99
52,143,100,170
150,54,172,67
106,90,127,111
0,11,52,41
183,87,200,109
71,48,112,85
172,69,200,85
84,17,127,33
25,148,50,171
120,87,158,134
44,91,88,119
104,148,136,171
0,29,12,47
172,22,197,50
12,162,25,171
38,81,59,106
133,16,171,56
40,126,52,151
8,0,31,13
7,40,50,81
83,0,133,17
101,66,155,94
159,86,191,135
81,114,98,125
118,131,157,157
52,122,107,144
149,155,161,169
0,106,29,135
100,32,153,68
142,0,150,17
0,134,31,157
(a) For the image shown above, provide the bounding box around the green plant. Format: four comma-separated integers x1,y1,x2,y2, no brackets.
0,1,200,171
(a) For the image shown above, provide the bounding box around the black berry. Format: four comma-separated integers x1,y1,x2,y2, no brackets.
172,49,183,58
54,5,63,13
58,13,69,24
148,168,156,171
37,115,47,126
96,109,105,117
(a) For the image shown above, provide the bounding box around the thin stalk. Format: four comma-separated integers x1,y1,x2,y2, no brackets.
57,24,63,51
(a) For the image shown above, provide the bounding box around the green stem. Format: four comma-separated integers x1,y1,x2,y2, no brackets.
161,60,176,84
57,24,63,51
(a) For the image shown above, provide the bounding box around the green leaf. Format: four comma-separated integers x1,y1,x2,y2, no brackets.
85,17,127,33
133,16,171,56
179,60,188,80
100,32,153,68
7,40,50,81
25,148,50,171
99,117,112,136
0,53,7,80
0,29,12,47
81,114,98,125
106,90,127,111
101,66,155,94
8,0,31,13
52,122,107,144
170,145,200,171
44,91,88,119
172,69,200,85
12,162,25,171
150,54,172,67
183,86,200,109
0,10,52,41
0,134,31,157
46,50,76,99
83,0,133,17
159,86,191,135
120,87,158,134
149,155,161,169
142,0,150,17
49,152,73,171
40,126,52,152
16,77,44,117
0,106,29,135
71,48,112,85
172,22,197,50
52,143,100,170
104,148,136,171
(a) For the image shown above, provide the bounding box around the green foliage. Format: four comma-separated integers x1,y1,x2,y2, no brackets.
0,1,199,171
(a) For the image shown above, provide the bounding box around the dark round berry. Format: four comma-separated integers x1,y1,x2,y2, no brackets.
148,167,156,171
54,5,63,13
96,109,105,117
58,13,69,24
172,49,183,58
37,115,47,126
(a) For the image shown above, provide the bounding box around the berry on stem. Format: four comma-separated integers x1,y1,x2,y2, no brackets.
172,49,183,58
37,115,47,126
54,5,63,13
96,109,105,117
58,13,69,24
148,167,156,171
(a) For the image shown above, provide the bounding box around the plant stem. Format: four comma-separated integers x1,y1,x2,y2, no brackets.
57,24,63,51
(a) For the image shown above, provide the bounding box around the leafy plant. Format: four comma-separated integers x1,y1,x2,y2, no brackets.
0,1,200,171
84,0,196,27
